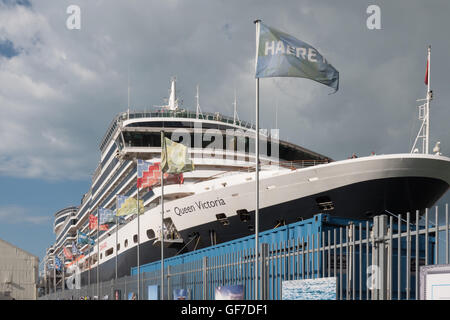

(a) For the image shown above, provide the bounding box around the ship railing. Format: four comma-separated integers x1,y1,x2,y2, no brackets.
194,159,331,182
276,159,331,169
123,110,256,130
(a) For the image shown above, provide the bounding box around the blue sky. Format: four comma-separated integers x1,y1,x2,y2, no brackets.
0,176,90,260
0,0,449,264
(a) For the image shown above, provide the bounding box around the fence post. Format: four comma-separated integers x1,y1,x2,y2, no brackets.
167,265,171,300
372,215,388,300
203,257,208,300
124,276,127,300
261,243,269,300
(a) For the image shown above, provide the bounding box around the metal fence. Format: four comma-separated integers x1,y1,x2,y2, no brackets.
40,204,449,300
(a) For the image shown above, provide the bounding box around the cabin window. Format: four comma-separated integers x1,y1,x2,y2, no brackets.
133,234,138,243
124,239,128,248
105,248,114,257
117,243,120,251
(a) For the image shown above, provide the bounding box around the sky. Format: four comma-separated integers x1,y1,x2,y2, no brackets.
0,0,449,263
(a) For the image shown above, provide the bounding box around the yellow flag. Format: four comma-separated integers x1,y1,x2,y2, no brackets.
161,135,194,174
116,196,144,216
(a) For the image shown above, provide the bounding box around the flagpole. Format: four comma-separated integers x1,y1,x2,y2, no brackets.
115,196,119,280
88,229,91,293
160,130,165,300
254,19,261,301
62,256,65,293
44,258,48,295
53,254,56,293
425,45,431,154
97,207,100,298
137,184,141,300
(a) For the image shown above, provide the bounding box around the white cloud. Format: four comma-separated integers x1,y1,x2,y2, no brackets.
0,0,448,183
0,205,50,225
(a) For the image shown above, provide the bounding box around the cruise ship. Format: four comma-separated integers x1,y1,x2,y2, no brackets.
44,78,450,286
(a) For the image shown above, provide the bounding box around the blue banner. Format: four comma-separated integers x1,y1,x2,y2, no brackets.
256,22,339,92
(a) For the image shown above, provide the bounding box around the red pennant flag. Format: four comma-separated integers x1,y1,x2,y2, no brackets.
90,213,109,231
138,162,162,188
137,162,184,189
425,59,429,85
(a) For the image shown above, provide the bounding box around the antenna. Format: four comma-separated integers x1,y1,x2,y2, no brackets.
128,66,130,109
127,64,130,119
196,85,203,119
233,88,239,125
411,45,433,154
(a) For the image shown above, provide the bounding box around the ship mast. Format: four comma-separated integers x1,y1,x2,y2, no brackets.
411,45,433,154
155,76,180,111
167,76,179,111
425,45,431,154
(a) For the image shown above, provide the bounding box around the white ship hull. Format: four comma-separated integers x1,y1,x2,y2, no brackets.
79,153,450,284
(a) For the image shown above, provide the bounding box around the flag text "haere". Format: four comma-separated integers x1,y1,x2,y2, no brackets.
264,41,327,63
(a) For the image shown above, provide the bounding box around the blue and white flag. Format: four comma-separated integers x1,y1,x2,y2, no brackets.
77,230,95,246
99,207,115,225
137,159,154,178
255,22,339,92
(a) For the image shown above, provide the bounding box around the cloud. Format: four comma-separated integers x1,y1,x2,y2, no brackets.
0,205,50,225
0,0,448,183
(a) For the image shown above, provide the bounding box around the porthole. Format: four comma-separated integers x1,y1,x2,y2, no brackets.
147,229,155,239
